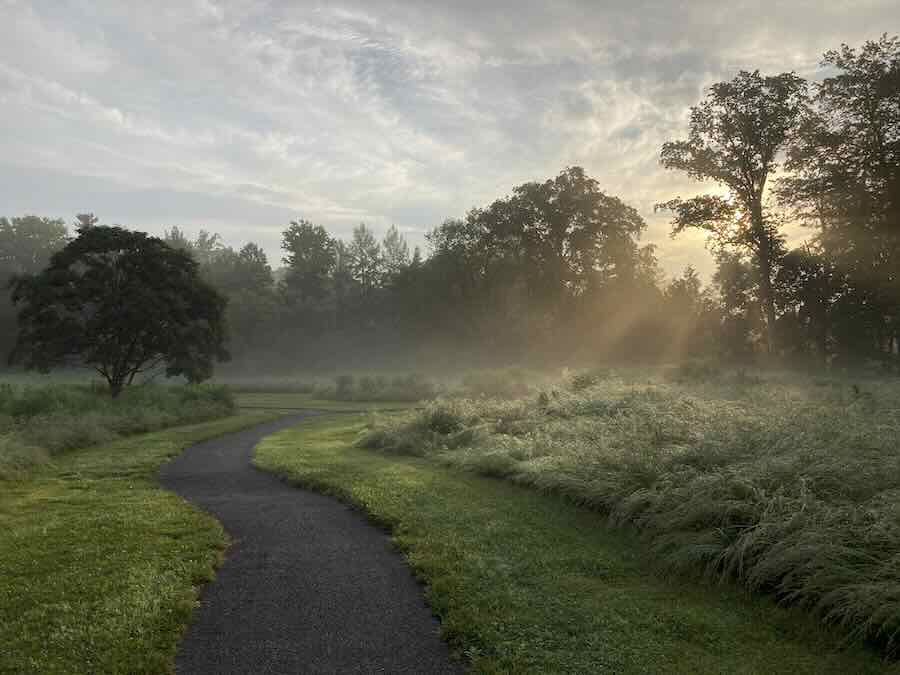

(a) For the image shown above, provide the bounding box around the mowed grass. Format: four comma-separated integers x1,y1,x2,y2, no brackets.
0,412,278,675
255,414,894,674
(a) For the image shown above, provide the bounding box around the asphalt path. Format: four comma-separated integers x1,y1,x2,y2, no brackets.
160,413,462,674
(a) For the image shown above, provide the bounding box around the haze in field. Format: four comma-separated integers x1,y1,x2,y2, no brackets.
2,0,896,278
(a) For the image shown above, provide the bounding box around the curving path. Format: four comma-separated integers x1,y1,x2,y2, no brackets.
160,413,462,674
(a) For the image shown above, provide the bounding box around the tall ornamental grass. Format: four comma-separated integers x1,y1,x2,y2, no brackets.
359,370,900,653
0,383,235,479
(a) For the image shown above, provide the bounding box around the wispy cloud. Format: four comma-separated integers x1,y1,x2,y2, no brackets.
0,0,894,274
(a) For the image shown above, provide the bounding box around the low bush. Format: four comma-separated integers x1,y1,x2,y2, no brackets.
357,369,900,653
0,383,236,479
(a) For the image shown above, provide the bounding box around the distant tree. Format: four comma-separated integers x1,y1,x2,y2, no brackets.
74,213,99,229
280,220,336,305
381,225,410,282
473,166,646,306
775,246,840,360
711,250,762,360
202,243,273,294
199,242,277,357
164,227,224,267
10,225,228,396
331,239,354,329
0,215,69,358
659,70,808,352
347,223,382,296
0,216,69,280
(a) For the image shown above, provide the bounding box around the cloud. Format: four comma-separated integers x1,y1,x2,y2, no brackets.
0,0,896,277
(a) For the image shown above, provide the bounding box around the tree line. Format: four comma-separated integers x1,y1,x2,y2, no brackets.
2,35,897,374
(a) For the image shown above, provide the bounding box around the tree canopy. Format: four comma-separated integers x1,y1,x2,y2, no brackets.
9,225,228,395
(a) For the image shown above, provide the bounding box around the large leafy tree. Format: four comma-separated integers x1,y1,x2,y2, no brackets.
780,35,900,359
659,70,808,352
472,166,646,306
9,225,228,396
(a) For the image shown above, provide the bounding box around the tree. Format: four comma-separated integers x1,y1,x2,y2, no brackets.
474,166,645,306
711,250,761,360
200,242,276,358
659,70,808,352
347,223,382,296
775,246,840,360
779,35,900,360
382,225,410,282
0,216,69,280
10,225,228,396
0,215,69,357
280,220,335,305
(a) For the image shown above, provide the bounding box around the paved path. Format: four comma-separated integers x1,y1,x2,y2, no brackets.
160,414,462,674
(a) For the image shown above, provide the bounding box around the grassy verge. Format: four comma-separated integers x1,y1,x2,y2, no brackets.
0,383,236,479
255,414,892,674
0,412,278,675
359,372,900,651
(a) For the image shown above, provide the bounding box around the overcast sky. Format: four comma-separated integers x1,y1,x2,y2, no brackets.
1,1,897,277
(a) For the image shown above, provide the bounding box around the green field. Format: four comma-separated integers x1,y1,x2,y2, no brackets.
255,414,894,674
0,412,277,675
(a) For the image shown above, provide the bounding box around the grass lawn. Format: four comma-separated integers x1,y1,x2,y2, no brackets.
255,414,895,675
236,390,417,412
0,412,278,675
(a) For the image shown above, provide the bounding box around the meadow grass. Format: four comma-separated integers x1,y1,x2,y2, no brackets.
255,414,892,674
0,412,279,675
358,367,900,653
0,381,236,479
235,391,418,412
219,366,548,403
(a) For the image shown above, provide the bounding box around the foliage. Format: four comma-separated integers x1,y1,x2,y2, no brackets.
280,220,336,306
9,225,229,395
0,382,236,479
659,70,808,351
359,369,900,652
779,35,900,364
0,216,69,359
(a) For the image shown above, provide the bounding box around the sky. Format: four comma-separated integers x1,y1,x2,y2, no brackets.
1,1,897,278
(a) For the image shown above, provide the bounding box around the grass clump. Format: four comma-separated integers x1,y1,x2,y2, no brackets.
0,383,236,479
358,369,900,653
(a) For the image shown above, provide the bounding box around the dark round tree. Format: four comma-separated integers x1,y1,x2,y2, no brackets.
9,225,229,396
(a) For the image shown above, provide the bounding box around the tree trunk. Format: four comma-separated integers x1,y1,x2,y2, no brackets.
757,254,777,355
752,201,777,355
